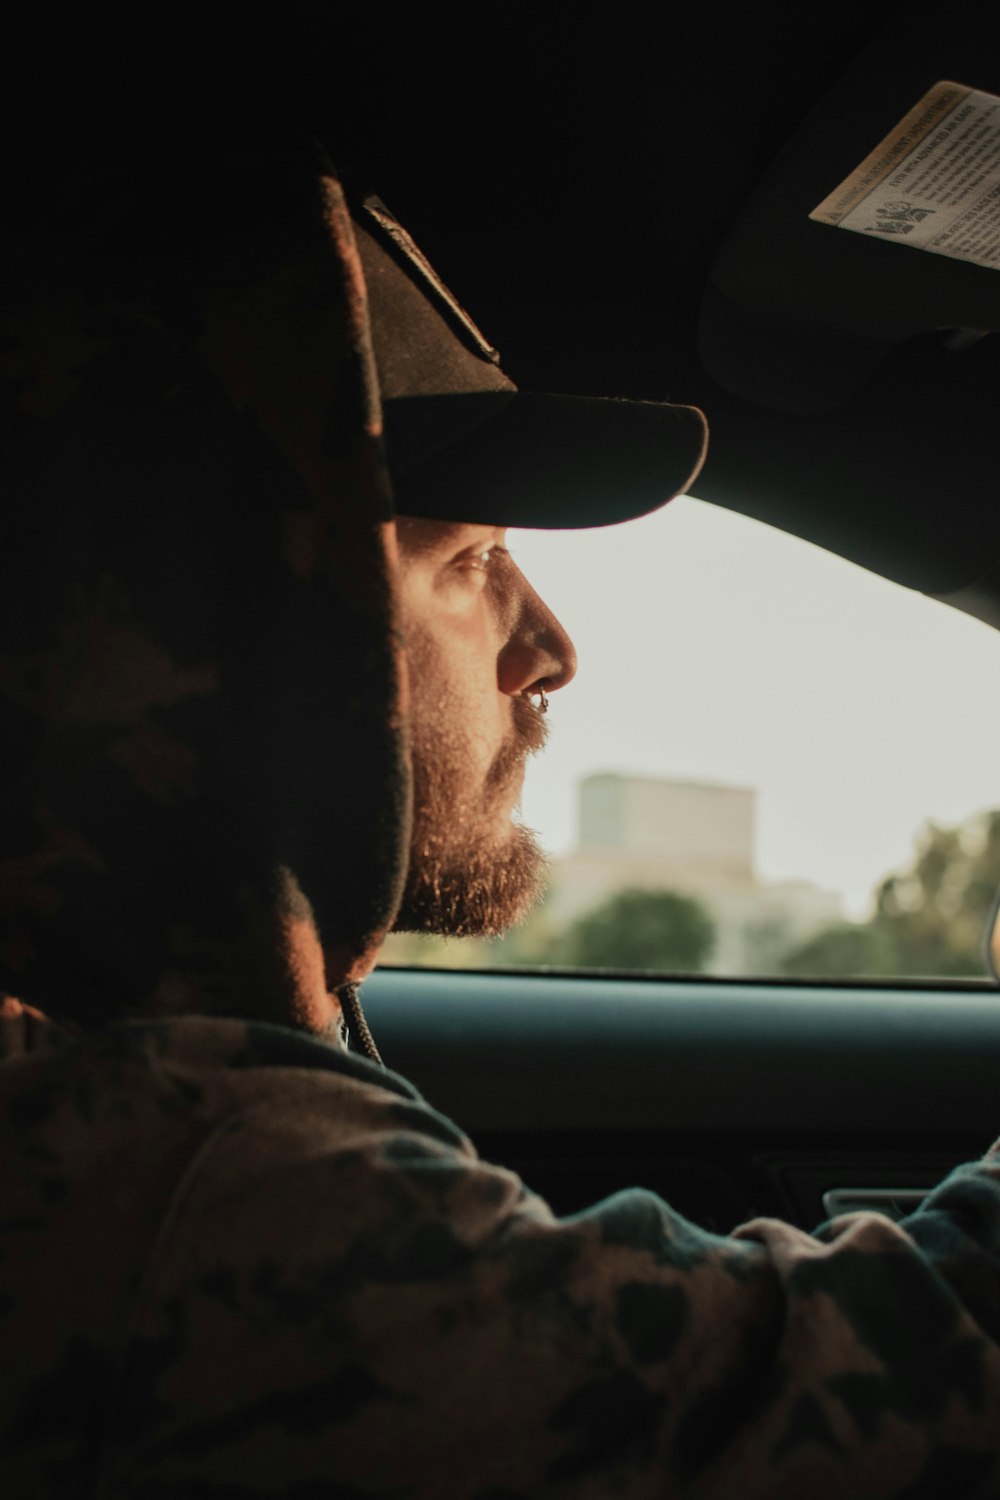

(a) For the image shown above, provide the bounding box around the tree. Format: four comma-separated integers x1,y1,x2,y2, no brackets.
551,887,715,972
778,922,895,979
781,810,1000,979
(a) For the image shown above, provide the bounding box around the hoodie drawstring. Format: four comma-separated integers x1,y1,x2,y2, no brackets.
337,982,384,1067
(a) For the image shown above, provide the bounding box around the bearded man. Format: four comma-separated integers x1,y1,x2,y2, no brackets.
394,513,566,939
1,142,1000,1499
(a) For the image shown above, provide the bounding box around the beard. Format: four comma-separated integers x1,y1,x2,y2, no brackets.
392,694,549,939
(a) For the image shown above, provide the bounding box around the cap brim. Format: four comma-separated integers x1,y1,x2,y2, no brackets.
384,391,708,529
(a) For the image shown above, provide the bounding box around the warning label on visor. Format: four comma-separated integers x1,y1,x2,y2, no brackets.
810,80,1000,270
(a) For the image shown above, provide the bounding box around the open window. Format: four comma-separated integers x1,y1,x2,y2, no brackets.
380,497,1000,983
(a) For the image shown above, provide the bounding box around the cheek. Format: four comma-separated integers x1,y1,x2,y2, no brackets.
405,618,505,766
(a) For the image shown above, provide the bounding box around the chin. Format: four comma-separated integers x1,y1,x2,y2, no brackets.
392,822,547,940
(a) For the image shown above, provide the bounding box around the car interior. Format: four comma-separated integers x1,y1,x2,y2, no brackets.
42,4,1000,1239
309,2,1000,1238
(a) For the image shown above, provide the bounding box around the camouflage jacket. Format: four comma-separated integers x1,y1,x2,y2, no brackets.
3,1000,1000,1499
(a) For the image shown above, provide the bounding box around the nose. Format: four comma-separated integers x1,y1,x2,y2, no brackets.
496,566,577,700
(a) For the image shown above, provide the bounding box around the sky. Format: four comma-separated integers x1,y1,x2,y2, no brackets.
509,496,1000,920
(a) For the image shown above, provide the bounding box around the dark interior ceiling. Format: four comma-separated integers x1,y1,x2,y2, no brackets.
18,3,1000,610
296,2,1000,606
316,4,911,397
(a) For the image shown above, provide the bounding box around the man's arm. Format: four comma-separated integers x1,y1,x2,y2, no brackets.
103,1051,1000,1498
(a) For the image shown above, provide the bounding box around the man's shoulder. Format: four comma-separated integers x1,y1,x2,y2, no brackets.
0,1010,472,1166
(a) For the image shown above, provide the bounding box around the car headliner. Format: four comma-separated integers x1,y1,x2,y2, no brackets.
16,5,1000,617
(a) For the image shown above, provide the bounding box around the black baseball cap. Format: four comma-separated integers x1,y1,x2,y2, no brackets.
354,195,708,529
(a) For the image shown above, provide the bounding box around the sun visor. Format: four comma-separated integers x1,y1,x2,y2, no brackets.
700,71,1000,415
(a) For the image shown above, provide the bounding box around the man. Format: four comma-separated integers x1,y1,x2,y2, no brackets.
1,143,999,1498
351,193,702,967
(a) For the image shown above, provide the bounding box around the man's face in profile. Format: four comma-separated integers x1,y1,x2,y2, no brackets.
392,517,577,938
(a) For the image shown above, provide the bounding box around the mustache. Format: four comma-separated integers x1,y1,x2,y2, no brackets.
485,694,550,794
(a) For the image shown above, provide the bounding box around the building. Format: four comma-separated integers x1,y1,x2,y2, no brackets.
548,773,842,974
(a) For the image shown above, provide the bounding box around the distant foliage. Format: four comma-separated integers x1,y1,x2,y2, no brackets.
781,811,1000,979
551,887,716,972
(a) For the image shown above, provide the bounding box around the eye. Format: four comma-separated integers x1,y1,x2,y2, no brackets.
458,543,510,577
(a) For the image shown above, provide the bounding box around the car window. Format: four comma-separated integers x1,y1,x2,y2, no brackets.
379,496,1000,981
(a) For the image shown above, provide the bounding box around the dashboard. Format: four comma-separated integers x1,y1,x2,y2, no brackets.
363,967,1000,1231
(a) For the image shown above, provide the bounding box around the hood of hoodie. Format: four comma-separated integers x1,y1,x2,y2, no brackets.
0,142,410,1037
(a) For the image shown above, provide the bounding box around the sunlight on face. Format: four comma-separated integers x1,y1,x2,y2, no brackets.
391,518,572,937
